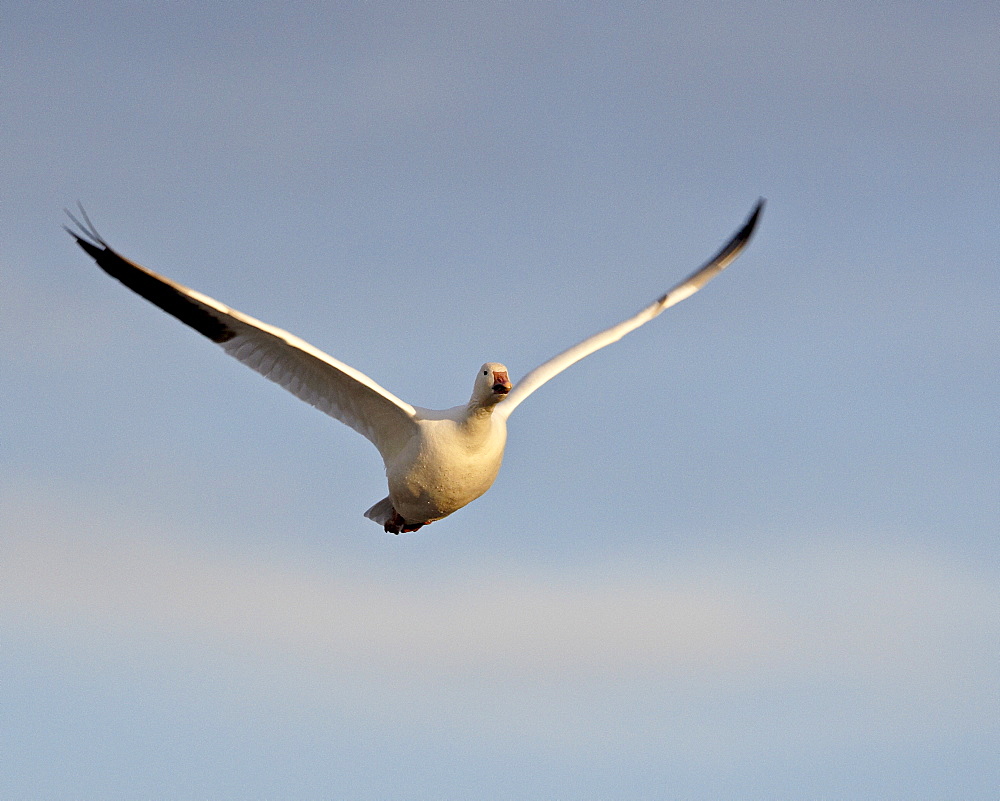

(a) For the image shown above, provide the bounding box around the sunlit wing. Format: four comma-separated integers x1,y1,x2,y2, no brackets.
496,200,764,418
66,209,417,456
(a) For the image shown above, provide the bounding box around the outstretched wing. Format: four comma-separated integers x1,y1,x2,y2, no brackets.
496,200,764,418
66,210,417,457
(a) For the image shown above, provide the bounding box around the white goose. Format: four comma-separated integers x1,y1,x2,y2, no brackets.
67,201,763,533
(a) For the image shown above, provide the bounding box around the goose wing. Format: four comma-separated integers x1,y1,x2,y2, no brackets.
67,212,417,456
496,200,764,418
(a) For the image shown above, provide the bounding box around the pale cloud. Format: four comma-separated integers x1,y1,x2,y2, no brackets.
4,493,997,699
3,491,998,786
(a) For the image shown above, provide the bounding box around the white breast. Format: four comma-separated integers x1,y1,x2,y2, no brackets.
385,411,508,523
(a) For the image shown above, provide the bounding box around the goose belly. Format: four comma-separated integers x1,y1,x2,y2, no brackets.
386,423,506,522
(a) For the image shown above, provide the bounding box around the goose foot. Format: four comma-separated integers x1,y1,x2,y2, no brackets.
385,510,425,535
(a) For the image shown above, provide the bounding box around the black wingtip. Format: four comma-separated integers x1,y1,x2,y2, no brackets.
69,232,105,261
63,207,239,344
699,197,765,270
63,203,107,254
739,198,765,243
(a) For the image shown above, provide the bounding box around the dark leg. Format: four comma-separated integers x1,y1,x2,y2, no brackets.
384,510,404,534
384,509,425,534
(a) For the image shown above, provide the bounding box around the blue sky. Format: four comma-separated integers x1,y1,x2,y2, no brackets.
2,1,998,798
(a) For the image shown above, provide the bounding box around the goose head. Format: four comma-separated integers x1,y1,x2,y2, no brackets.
471,362,512,408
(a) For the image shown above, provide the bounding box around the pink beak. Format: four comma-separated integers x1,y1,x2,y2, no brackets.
492,371,512,395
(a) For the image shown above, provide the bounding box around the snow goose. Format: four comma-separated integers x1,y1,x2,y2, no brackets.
66,200,763,533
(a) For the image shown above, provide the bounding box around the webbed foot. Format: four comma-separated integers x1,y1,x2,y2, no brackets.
384,510,424,534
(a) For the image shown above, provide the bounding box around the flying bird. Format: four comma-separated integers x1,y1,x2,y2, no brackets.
67,201,763,533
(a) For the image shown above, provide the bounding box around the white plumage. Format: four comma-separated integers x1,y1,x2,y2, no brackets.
67,200,763,533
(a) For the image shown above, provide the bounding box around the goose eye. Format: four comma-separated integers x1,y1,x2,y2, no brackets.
483,370,488,375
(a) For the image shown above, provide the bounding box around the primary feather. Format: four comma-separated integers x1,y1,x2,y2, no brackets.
67,200,763,532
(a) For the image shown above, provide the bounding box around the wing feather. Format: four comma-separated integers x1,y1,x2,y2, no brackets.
66,215,417,456
497,200,764,418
